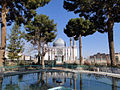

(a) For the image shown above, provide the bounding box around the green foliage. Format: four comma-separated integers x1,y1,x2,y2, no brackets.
18,60,25,66
25,14,57,44
0,0,51,25
64,17,95,40
7,23,24,60
64,0,119,66
25,14,57,65
63,0,120,33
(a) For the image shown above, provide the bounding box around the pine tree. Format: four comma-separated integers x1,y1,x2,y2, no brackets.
0,0,51,66
25,14,57,67
7,23,24,60
64,17,95,65
63,0,120,66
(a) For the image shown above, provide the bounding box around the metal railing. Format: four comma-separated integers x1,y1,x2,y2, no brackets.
0,65,50,72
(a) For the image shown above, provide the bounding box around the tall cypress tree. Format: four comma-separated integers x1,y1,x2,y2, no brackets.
7,23,24,60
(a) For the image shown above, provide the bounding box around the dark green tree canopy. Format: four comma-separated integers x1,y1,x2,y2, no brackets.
25,14,57,65
64,0,119,66
64,17,95,40
64,0,120,33
0,0,51,25
25,14,57,45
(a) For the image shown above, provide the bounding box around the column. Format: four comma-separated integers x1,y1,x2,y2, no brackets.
48,48,50,61
73,38,75,60
51,49,52,60
54,48,55,60
94,56,96,64
64,48,66,61
67,48,68,61
100,55,102,64
70,38,72,61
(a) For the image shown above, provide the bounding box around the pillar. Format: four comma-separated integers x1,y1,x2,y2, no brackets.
94,56,96,64
70,38,72,60
73,38,76,60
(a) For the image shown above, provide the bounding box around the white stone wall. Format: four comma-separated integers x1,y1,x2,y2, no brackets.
115,54,120,63
44,46,77,61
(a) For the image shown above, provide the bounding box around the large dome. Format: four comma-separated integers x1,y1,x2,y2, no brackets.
53,38,66,47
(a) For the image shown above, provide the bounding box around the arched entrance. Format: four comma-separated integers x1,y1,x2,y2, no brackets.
56,48,64,64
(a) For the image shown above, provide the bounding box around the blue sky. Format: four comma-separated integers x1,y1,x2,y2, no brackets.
36,0,120,58
0,0,120,58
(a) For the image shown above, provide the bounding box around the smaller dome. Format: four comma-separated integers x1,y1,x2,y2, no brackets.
53,38,66,47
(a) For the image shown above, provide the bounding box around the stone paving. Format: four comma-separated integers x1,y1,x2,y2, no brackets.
0,67,120,79
52,67,120,78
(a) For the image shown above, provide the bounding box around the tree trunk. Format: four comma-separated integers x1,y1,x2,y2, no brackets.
108,20,116,66
0,0,8,67
40,71,44,82
79,34,82,65
41,55,45,68
38,42,41,64
94,56,96,64
112,77,117,90
80,73,83,90
0,77,3,89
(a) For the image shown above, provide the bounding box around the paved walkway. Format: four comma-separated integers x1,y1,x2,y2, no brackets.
52,67,120,78
0,67,120,79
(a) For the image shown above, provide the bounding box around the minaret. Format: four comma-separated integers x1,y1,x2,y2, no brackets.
47,43,50,60
73,38,75,60
73,38,76,47
70,38,72,47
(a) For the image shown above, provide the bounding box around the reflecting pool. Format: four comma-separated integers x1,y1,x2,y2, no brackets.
0,71,120,90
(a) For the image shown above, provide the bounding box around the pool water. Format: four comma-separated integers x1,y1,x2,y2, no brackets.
0,71,120,90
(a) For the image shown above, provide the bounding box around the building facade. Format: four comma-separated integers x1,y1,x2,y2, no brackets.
89,53,120,64
44,38,77,64
5,37,78,64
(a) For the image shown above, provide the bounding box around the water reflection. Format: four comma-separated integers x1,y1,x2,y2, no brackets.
18,74,23,82
86,73,120,90
70,78,72,88
73,76,76,90
0,77,2,89
4,76,20,90
80,73,83,90
37,72,40,85
112,77,117,90
0,71,120,90
29,71,51,90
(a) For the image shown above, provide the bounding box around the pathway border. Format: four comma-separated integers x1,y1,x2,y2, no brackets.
0,67,120,79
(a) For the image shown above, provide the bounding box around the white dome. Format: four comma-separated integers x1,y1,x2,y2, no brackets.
53,38,66,47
